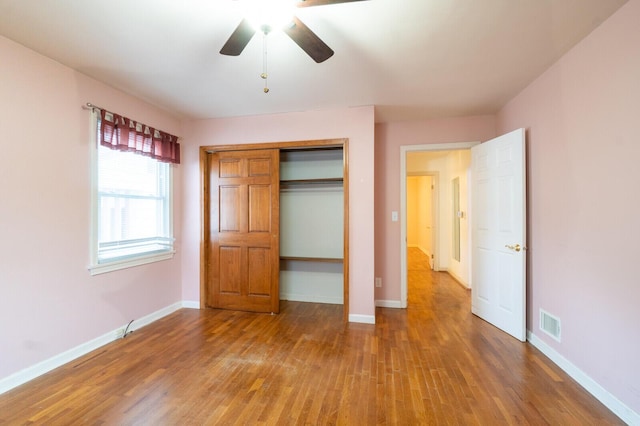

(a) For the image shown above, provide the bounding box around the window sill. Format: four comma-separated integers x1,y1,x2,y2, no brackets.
89,251,175,276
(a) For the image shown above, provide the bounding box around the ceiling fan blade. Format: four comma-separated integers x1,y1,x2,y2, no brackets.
283,16,334,63
296,0,369,7
220,18,256,56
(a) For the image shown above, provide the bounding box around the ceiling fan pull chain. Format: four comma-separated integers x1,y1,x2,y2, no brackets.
261,30,269,93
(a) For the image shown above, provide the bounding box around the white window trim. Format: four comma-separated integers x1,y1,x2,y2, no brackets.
89,250,175,276
88,110,175,275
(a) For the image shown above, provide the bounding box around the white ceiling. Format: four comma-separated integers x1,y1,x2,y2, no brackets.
0,0,627,123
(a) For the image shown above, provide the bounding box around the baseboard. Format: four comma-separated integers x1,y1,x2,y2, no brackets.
181,300,200,309
408,246,430,257
527,331,639,425
417,246,430,257
127,302,183,331
0,301,184,396
446,270,470,289
375,299,403,308
348,314,376,324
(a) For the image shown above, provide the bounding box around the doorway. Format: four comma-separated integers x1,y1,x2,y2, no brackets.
406,174,437,270
400,142,478,308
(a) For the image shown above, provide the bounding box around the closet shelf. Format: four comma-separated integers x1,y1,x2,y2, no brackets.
280,177,343,186
280,256,343,263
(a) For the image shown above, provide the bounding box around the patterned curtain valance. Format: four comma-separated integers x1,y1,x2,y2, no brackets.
99,109,180,164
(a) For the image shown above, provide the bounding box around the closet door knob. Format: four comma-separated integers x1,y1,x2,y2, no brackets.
505,244,521,252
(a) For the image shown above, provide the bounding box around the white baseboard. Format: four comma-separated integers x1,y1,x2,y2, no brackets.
0,301,184,396
349,314,376,324
181,300,200,309
127,302,183,331
418,246,430,256
375,299,403,308
446,270,469,289
527,331,639,425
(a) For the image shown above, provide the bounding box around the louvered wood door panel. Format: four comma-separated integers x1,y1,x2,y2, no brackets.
208,149,280,313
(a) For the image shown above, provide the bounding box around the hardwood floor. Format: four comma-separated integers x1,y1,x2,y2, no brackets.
0,248,623,425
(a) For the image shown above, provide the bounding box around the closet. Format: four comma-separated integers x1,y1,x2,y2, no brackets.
200,139,348,319
279,147,344,305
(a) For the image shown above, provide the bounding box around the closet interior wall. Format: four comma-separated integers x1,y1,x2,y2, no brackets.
279,147,345,305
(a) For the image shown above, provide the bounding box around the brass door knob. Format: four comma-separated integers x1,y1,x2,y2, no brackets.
505,244,521,252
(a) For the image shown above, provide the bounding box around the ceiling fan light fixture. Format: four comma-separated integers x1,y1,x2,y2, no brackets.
244,0,296,32
221,0,369,62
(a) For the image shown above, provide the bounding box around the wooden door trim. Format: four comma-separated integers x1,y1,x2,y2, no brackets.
200,138,350,321
202,138,347,153
342,140,349,322
199,147,209,310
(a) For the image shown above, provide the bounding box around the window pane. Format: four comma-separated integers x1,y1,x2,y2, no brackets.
98,195,165,242
98,146,163,197
96,142,172,264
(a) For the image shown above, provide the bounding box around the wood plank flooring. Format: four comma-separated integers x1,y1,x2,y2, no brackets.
0,248,623,424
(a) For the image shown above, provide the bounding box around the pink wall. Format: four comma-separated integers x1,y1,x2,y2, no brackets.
0,36,183,380
180,107,376,319
497,0,640,414
374,116,496,302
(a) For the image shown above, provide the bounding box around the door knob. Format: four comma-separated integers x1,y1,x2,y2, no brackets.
505,244,521,252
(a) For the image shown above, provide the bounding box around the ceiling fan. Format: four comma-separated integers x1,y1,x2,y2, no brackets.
220,0,369,63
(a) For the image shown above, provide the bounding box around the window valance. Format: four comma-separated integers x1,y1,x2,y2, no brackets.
99,108,180,164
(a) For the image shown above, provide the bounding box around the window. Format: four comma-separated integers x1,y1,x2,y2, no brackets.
89,118,174,275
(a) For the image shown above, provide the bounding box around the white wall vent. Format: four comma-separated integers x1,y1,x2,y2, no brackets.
540,309,561,342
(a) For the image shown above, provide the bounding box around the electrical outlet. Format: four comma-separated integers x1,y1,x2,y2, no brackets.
375,277,382,288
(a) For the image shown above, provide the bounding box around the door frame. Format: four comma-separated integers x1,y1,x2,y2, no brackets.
200,138,350,321
400,141,479,308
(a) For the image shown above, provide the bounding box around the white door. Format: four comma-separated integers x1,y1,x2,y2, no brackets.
471,128,526,341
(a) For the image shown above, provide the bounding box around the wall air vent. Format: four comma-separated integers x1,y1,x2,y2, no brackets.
540,309,561,342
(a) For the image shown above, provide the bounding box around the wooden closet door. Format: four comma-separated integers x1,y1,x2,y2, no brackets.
208,149,280,313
